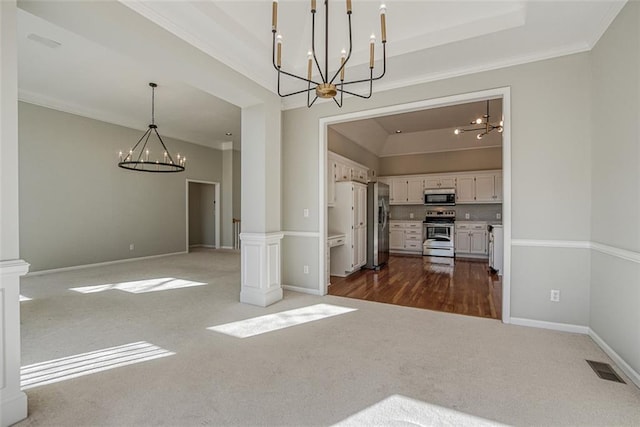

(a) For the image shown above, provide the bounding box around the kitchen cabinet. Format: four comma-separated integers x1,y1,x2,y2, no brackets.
456,171,503,204
475,173,502,202
389,228,405,250
336,163,351,182
380,170,502,205
456,176,475,203
390,178,408,204
329,181,367,277
407,178,424,204
389,221,423,254
389,177,424,205
327,151,370,207
351,167,368,183
455,222,488,258
424,176,456,189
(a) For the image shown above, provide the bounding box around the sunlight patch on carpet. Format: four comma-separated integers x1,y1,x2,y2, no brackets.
208,303,357,338
19,294,32,302
69,277,207,294
334,394,506,426
21,341,175,390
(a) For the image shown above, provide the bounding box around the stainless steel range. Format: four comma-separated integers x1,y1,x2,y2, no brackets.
422,209,455,257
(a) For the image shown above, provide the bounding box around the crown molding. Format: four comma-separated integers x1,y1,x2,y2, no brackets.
220,141,233,151
282,41,591,111
378,144,502,158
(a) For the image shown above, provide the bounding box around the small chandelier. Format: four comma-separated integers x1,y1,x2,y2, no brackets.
271,0,387,108
118,83,185,173
454,100,504,140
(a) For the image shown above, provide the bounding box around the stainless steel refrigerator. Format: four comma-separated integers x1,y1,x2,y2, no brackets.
365,182,390,270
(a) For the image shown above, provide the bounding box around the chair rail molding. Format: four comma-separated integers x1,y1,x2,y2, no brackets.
239,232,284,307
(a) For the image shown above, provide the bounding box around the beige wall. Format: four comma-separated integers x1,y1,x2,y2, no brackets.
589,1,640,378
19,102,224,271
328,128,380,174
282,52,592,328
380,147,502,176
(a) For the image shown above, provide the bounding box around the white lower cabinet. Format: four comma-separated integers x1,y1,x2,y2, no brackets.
455,222,488,258
329,182,367,277
389,221,423,254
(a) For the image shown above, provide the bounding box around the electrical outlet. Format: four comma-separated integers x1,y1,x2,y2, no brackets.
129,243,134,251
303,209,309,218
465,213,470,219
550,289,560,302
303,265,309,274
496,213,501,220
409,213,414,219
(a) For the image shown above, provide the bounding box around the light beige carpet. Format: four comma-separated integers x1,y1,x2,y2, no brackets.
17,250,640,426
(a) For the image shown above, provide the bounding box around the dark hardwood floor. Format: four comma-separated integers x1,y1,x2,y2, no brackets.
329,255,502,320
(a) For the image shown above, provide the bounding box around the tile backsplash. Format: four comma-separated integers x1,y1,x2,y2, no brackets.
390,204,502,222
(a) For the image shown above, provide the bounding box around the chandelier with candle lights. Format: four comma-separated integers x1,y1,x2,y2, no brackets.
454,99,504,140
272,0,387,108
118,83,185,173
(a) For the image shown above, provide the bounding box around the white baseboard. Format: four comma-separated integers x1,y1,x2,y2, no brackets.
282,284,324,296
510,317,589,334
26,251,187,276
220,246,234,250
589,328,640,389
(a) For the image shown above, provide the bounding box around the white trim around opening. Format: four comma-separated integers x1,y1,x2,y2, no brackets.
318,87,513,324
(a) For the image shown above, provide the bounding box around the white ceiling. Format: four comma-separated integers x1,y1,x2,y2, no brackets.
330,98,503,156
16,0,626,153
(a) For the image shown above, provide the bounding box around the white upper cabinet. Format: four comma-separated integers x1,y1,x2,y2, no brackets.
407,178,424,204
474,172,502,203
456,176,475,203
424,176,456,189
390,178,408,204
380,170,502,205
389,177,424,205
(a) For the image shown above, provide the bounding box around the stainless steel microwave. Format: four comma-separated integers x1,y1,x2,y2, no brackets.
424,188,456,206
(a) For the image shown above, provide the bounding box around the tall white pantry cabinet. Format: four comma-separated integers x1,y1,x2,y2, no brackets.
329,181,367,277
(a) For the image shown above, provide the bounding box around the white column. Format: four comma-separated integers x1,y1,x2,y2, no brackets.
240,101,282,307
0,262,29,427
0,1,30,425
239,232,284,306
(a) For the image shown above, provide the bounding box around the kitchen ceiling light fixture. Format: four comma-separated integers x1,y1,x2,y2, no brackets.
454,100,504,140
272,0,387,108
118,83,185,173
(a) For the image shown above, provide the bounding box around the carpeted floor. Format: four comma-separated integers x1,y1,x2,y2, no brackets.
17,249,640,426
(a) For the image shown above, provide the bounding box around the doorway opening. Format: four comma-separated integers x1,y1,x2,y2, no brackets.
186,180,221,252
318,87,511,323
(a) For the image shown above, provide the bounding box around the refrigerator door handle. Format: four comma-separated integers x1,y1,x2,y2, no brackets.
381,198,388,231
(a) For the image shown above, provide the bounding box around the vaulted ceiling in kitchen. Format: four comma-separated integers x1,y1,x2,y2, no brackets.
330,99,503,157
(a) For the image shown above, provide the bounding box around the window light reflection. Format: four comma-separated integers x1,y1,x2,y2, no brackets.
21,341,175,390
20,294,32,302
334,394,505,426
208,303,357,338
70,277,207,294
